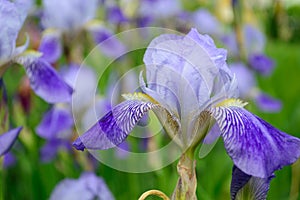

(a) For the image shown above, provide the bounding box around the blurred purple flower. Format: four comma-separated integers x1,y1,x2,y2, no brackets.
87,24,127,58
106,5,128,24
229,62,256,97
73,29,300,198
248,53,275,76
3,152,16,168
42,0,98,31
50,172,114,200
38,30,62,63
40,139,71,162
221,32,239,57
36,106,73,140
139,0,181,20
243,24,265,55
0,127,22,156
255,93,282,113
192,9,222,37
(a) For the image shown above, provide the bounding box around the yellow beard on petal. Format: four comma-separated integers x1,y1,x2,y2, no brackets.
215,98,248,108
122,92,159,104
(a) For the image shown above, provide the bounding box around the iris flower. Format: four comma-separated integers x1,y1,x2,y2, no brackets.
73,29,300,198
0,0,72,103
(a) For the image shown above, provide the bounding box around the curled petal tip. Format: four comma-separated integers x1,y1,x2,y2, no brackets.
72,139,85,151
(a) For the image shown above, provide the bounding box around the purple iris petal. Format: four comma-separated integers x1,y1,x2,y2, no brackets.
143,28,237,116
38,31,62,63
255,93,282,113
88,25,127,58
42,0,98,31
248,53,275,76
0,127,22,156
50,172,114,200
73,100,154,151
36,106,73,139
229,62,256,97
20,57,73,103
210,106,300,178
231,166,273,200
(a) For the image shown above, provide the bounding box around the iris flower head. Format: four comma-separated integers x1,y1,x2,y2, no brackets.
73,28,300,199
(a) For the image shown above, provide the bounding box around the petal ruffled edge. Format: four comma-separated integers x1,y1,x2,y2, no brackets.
15,54,73,103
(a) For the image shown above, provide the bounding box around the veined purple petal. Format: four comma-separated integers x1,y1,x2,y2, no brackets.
73,100,155,151
231,166,273,200
248,53,275,76
210,105,300,178
0,127,22,156
50,172,114,200
20,57,73,103
255,93,282,113
36,106,73,140
38,31,62,63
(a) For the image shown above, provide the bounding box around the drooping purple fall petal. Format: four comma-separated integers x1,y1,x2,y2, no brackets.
210,105,300,178
73,100,154,151
0,127,22,156
36,106,73,139
18,57,73,103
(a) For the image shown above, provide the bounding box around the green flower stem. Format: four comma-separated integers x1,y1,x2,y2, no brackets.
172,149,197,200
